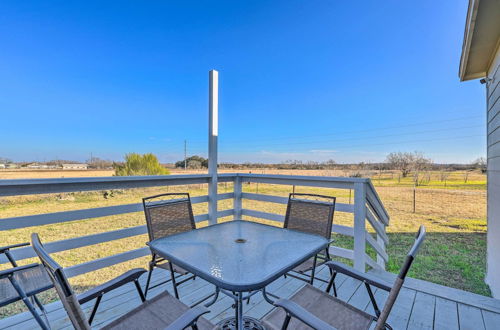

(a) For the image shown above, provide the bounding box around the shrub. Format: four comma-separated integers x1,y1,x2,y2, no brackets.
114,153,169,176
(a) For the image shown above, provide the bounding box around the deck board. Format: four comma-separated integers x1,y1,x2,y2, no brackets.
482,309,500,330
407,291,436,330
386,287,417,329
457,303,486,330
335,275,362,302
347,281,374,311
433,297,459,330
2,265,500,330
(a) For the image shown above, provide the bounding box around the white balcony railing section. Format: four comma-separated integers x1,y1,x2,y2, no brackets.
0,173,389,278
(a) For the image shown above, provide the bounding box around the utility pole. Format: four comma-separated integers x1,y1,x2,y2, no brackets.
184,140,187,170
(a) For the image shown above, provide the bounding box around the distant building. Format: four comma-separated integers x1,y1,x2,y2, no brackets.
26,163,41,169
62,163,88,170
5,163,18,169
0,164,5,169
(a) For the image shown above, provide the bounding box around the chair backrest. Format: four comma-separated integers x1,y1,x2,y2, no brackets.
142,193,196,242
31,233,90,330
284,193,336,239
374,226,426,330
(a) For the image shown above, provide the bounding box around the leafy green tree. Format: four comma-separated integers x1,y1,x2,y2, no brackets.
114,153,170,176
175,155,208,168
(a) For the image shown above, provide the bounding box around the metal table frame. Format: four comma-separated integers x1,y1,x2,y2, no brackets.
148,220,329,330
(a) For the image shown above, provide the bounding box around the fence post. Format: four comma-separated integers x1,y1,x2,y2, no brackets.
234,175,242,220
413,185,416,213
353,182,367,272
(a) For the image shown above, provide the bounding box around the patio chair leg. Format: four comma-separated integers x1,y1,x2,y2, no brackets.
134,279,146,302
88,295,103,325
168,261,180,299
8,276,50,330
365,282,381,317
280,314,292,330
23,296,50,330
326,271,338,297
32,295,50,327
310,255,318,285
144,261,154,298
325,249,333,277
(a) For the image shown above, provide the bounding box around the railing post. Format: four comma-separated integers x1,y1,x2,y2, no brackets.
233,175,242,220
208,70,218,225
377,227,387,269
353,182,367,272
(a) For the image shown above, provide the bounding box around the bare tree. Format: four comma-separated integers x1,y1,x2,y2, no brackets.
412,152,432,186
472,157,486,173
386,151,431,178
463,170,471,183
87,157,114,169
439,171,450,182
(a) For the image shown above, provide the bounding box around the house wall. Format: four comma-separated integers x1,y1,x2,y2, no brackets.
486,45,500,298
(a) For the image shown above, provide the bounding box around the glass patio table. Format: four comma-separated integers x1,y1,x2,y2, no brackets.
148,220,330,330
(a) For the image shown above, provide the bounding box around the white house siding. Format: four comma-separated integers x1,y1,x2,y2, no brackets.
486,45,500,298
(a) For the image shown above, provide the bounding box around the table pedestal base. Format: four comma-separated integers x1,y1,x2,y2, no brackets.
216,316,265,330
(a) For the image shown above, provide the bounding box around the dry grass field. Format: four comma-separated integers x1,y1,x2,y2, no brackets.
0,168,488,318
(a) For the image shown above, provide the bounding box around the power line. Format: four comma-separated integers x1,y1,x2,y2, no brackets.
170,114,483,147
217,134,485,154
230,115,483,143
217,124,483,150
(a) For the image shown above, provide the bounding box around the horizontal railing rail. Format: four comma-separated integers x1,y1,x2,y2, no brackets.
0,174,220,197
0,173,390,277
231,173,389,271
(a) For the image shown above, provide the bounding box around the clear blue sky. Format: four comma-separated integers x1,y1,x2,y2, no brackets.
0,1,486,164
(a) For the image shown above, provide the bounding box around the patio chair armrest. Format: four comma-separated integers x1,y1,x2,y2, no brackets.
274,299,337,330
326,261,392,291
0,242,30,253
78,268,147,304
163,305,210,330
0,263,39,279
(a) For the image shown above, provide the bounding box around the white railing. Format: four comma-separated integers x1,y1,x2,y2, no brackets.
0,173,389,277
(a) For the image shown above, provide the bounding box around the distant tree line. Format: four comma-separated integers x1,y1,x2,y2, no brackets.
220,159,337,170
168,153,487,174
87,157,114,169
1,151,487,176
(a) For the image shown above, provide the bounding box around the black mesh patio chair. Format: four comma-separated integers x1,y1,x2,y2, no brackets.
0,242,53,330
283,193,336,284
142,193,197,299
262,226,426,330
31,233,214,330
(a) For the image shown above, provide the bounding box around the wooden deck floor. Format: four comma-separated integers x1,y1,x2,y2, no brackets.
1,266,500,329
